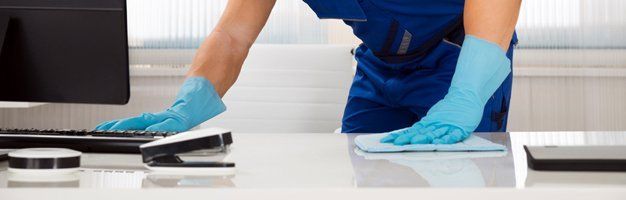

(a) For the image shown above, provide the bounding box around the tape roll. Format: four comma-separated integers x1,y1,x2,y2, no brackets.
8,148,81,172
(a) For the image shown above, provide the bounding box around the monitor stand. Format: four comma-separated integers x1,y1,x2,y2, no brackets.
0,15,9,57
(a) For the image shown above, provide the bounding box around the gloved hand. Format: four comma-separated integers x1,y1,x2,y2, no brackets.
95,76,226,132
381,35,511,145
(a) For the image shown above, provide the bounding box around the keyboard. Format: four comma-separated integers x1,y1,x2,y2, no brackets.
0,128,179,153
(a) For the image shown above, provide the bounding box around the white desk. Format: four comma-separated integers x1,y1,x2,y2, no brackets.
1,132,625,200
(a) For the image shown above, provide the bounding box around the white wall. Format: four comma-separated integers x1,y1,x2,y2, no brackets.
509,72,626,131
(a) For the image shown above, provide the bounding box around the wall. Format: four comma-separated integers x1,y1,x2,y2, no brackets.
509,70,626,131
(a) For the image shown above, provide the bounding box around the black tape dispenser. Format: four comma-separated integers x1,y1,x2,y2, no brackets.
140,127,235,175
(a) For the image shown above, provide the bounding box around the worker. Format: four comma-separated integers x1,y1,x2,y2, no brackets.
96,0,522,145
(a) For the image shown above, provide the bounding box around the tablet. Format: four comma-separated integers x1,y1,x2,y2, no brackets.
524,145,626,172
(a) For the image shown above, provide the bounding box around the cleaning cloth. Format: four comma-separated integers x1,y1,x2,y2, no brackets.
355,133,506,153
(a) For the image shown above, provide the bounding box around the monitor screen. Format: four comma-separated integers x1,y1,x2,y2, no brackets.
0,0,129,104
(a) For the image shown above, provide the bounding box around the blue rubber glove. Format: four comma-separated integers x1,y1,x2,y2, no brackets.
380,35,511,145
95,77,226,132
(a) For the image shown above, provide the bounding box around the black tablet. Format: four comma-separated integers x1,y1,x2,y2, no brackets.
524,145,626,172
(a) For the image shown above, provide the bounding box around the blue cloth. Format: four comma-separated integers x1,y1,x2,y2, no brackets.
95,77,226,132
380,36,512,145
355,133,506,153
302,0,516,134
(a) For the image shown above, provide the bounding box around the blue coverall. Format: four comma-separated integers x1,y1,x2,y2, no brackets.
302,0,517,133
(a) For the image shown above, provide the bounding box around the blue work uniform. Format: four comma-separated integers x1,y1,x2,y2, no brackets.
302,0,517,133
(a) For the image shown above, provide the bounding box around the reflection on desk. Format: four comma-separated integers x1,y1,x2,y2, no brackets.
7,172,79,188
143,174,235,188
355,149,508,187
349,140,514,187
526,169,626,188
0,132,625,189
1,168,236,188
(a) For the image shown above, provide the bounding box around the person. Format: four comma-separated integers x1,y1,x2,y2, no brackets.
96,0,522,145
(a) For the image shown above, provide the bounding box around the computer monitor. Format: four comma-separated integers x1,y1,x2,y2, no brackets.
0,0,129,104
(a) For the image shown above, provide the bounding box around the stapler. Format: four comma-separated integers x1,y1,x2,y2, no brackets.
140,127,235,175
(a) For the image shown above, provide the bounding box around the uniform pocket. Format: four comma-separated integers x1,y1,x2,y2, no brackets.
302,0,367,21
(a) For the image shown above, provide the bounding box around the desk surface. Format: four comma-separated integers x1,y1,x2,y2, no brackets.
1,132,625,199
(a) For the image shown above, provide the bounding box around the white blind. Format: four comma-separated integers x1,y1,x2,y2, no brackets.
517,0,626,49
127,0,327,49
127,0,626,49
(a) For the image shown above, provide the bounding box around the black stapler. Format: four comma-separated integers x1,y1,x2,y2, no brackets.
140,127,235,175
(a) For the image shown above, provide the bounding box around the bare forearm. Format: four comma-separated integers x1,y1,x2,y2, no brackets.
464,0,521,50
187,31,249,97
187,0,276,96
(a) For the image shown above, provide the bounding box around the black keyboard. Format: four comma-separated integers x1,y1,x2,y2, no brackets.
0,128,179,153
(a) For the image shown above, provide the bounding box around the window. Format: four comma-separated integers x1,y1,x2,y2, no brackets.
127,0,328,49
127,0,626,69
517,0,626,49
